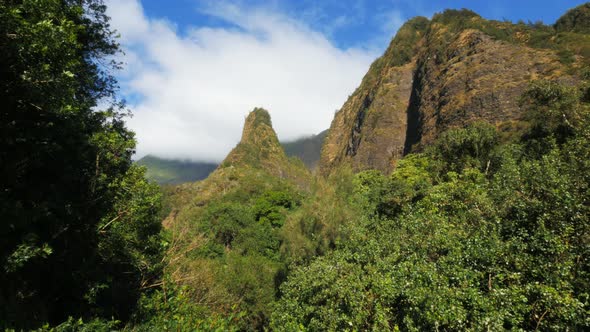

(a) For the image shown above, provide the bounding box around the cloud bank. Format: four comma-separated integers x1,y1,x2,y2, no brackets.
106,0,378,162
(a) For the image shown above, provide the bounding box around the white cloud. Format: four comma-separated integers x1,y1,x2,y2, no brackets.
106,0,377,162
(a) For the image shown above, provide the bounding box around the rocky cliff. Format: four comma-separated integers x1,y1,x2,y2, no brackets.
320,8,587,175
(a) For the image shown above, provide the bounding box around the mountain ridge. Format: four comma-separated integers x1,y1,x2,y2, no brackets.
319,9,586,175
138,125,327,184
136,155,217,185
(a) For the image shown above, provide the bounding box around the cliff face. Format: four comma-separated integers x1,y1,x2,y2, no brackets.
320,9,585,175
320,61,416,173
320,17,428,173
410,28,570,149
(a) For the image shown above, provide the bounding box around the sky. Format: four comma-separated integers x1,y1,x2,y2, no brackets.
105,0,589,162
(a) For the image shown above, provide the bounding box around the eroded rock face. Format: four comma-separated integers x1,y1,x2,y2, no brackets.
320,15,578,176
412,29,568,149
320,17,429,175
348,61,415,172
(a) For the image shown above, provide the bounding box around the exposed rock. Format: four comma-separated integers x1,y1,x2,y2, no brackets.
320,11,582,176
412,29,567,149
320,17,429,175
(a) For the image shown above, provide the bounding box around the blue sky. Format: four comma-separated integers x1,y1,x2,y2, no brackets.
139,0,588,51
105,0,588,162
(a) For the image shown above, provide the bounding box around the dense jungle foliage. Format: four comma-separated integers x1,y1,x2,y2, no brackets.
133,79,590,332
2,1,590,331
0,0,163,330
122,79,590,331
271,80,590,330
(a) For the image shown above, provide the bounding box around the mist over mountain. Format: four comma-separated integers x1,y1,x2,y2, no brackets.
138,129,328,184
136,156,217,185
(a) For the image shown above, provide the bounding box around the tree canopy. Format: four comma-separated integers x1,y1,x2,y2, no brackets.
0,0,163,329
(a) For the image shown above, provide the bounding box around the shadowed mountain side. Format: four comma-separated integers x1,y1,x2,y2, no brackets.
282,130,328,171
136,155,217,185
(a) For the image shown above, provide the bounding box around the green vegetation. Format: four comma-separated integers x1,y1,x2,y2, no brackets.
0,0,163,330
361,16,430,90
3,1,590,331
134,105,314,330
219,108,311,189
249,107,272,128
136,155,217,185
427,7,590,66
153,169,305,330
156,78,590,330
272,79,590,331
386,16,431,67
555,3,590,33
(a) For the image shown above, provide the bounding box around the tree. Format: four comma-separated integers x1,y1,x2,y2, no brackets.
272,83,590,329
428,122,499,174
0,1,162,329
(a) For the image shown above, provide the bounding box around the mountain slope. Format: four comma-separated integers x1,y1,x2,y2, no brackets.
282,130,328,171
320,9,586,175
158,108,311,328
136,155,217,184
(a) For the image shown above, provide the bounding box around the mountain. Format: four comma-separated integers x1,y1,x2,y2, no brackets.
205,107,311,193
140,5,590,331
136,155,217,185
138,127,327,185
221,108,297,171
320,9,585,175
159,108,312,328
165,107,311,212
282,130,328,171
